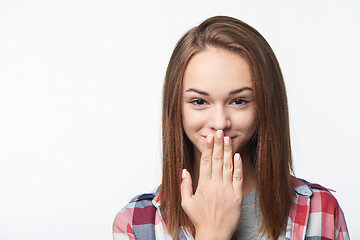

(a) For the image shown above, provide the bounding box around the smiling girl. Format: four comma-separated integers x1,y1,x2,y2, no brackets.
113,16,349,240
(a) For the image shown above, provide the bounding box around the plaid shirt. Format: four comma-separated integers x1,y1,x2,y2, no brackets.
113,177,350,239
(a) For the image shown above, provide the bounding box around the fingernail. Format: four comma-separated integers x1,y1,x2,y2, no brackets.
224,136,231,145
234,153,240,162
182,169,187,179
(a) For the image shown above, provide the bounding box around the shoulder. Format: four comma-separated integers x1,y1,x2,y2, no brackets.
293,177,339,211
290,177,349,239
113,187,160,235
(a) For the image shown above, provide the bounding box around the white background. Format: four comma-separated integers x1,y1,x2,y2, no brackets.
0,0,359,239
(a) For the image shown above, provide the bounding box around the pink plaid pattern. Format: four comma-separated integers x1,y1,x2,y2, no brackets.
286,178,350,239
113,177,350,239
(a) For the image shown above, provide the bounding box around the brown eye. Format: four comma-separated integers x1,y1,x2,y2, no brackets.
232,98,248,105
190,98,206,105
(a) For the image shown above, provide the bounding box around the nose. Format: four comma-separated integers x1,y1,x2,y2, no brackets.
208,105,231,131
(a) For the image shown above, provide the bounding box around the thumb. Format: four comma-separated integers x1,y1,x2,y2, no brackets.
180,169,193,207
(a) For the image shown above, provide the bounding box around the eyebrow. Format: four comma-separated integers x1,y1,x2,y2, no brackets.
185,87,253,96
229,87,254,95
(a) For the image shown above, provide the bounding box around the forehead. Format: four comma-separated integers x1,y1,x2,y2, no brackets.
183,47,253,92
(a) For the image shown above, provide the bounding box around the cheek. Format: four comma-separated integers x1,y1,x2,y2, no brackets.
231,112,257,153
182,107,204,135
233,111,257,135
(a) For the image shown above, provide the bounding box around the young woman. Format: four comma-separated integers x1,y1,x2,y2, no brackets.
113,16,349,240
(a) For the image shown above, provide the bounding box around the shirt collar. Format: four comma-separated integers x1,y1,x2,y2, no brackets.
292,177,313,197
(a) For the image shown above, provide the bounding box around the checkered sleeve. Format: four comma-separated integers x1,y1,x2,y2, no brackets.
307,187,350,239
113,203,136,240
334,203,350,240
288,178,350,239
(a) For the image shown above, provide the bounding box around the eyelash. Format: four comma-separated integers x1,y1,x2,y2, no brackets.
231,98,249,105
189,98,249,106
190,98,207,105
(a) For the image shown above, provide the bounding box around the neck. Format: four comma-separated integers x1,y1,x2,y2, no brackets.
192,149,257,196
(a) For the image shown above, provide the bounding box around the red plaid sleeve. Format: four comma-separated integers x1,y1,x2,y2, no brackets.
287,178,350,239
307,187,349,239
113,205,136,240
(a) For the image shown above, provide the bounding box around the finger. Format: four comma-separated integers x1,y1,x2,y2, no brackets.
198,134,214,182
232,153,243,196
223,136,233,183
211,130,224,181
180,169,193,210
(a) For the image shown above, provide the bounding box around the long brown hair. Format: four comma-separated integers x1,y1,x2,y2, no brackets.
159,16,294,239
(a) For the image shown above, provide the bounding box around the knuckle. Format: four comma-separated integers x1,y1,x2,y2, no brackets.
201,157,212,166
224,162,232,170
233,175,243,182
213,156,223,163
234,196,243,205
180,182,186,189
